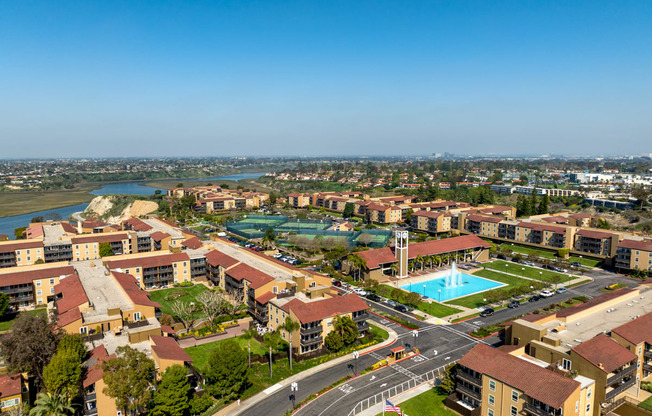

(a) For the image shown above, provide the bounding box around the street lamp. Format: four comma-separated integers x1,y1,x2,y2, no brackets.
423,284,426,297
290,382,298,408
438,289,442,302
412,330,419,351
352,350,360,375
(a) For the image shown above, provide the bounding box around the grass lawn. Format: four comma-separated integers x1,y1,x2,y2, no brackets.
484,260,574,284
0,309,47,332
185,335,268,373
369,323,389,342
416,301,462,318
148,284,209,318
444,269,532,309
374,389,457,416
639,395,652,412
498,243,602,267
0,188,96,218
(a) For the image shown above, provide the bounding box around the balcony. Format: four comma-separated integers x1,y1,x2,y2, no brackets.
352,312,369,322
300,325,323,335
456,384,481,401
644,349,652,359
456,371,482,387
606,377,636,401
301,336,323,346
607,365,637,385
357,322,370,332
523,402,560,416
644,363,652,373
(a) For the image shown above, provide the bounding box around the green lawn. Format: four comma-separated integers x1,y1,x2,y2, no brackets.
484,260,573,284
375,389,457,416
185,335,267,373
639,395,652,412
0,309,47,332
369,323,389,342
148,284,209,318
416,301,462,318
444,269,533,309
498,243,602,267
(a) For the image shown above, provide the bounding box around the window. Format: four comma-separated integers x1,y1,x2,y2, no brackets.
639,346,643,355
587,387,591,399
586,403,591,414
36,281,41,287
133,312,141,321
80,327,88,335
26,249,30,255
511,390,518,402
273,286,278,294
49,278,55,285
510,406,517,416
576,401,579,412
562,358,572,371
1,398,20,408
489,380,496,391
488,394,495,406
37,289,42,296
488,410,494,416
638,360,641,369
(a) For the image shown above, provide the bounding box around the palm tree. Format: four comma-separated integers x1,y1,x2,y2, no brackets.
415,255,425,271
390,263,399,277
442,254,450,265
29,392,75,416
280,317,300,372
347,254,367,281
465,249,474,262
434,255,442,267
263,332,282,379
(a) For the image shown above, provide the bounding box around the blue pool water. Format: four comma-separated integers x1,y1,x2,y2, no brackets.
400,273,505,301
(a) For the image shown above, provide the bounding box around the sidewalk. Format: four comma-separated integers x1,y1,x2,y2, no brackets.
356,379,435,416
217,322,399,416
177,318,251,348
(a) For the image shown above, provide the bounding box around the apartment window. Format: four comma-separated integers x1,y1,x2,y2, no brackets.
587,387,591,399
49,278,55,285
586,403,591,414
37,249,41,253
638,360,641,370
639,346,643,355
273,286,278,294
488,410,494,416
174,271,178,277
488,394,495,406
133,312,141,321
80,327,88,335
489,380,496,391
85,244,88,249
562,358,572,371
576,401,579,412
26,249,30,255
136,268,140,273
36,281,41,287
27,256,31,262
50,288,54,294
37,289,42,296
510,406,517,416
511,390,518,402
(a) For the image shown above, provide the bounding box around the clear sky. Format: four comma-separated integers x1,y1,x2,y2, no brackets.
1,0,650,158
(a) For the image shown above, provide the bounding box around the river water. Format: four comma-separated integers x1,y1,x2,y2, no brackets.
0,172,265,238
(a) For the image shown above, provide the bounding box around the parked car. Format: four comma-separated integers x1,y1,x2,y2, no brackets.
366,293,381,302
385,299,398,307
272,253,283,259
570,262,582,267
507,300,520,309
480,308,495,317
353,288,367,296
528,295,541,302
512,258,522,264
394,304,408,313
497,254,507,260
556,287,568,294
540,290,554,298
332,280,342,287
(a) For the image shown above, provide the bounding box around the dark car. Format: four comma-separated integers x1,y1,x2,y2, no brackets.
332,280,342,287
507,300,520,309
480,308,495,317
366,293,381,302
570,262,582,267
512,258,522,264
528,295,541,302
394,304,408,313
497,254,507,260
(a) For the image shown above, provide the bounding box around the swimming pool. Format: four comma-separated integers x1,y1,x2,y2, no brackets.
399,273,505,302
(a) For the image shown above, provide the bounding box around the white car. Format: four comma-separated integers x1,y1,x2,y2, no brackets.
540,290,554,298
353,288,367,296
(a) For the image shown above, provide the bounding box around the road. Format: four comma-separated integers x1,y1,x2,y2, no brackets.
235,267,636,416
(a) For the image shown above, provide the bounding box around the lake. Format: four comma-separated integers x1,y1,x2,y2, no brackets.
0,172,266,238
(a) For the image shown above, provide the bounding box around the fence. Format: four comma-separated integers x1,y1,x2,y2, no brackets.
346,361,457,416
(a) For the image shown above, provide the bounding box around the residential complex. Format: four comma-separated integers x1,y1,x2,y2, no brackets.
167,185,269,213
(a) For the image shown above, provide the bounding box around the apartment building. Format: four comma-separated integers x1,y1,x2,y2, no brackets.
287,193,312,208
104,252,193,289
450,343,594,416
411,211,452,234
167,185,269,212
0,262,74,309
0,373,30,412
615,239,652,272
268,293,369,355
574,229,617,257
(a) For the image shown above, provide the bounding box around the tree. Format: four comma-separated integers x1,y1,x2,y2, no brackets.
550,275,562,290
45,213,62,221
151,365,191,416
171,300,196,331
29,392,74,416
404,291,422,307
390,263,399,277
280,317,300,372
324,330,344,352
264,227,276,242
14,226,26,239
268,191,277,205
205,339,249,399
196,291,222,326
102,346,155,415
0,293,9,316
0,312,62,388
538,194,550,215
263,332,281,379
436,363,457,395
31,216,44,223
358,233,373,247
176,183,184,188
224,289,244,316
405,209,414,224
43,350,82,400
189,394,214,414
333,316,358,347
346,254,367,281
343,202,355,218
98,242,114,257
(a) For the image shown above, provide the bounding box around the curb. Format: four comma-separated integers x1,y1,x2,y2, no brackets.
469,331,499,339
369,311,419,330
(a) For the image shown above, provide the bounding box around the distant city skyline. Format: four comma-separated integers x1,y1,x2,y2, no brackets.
1,1,650,158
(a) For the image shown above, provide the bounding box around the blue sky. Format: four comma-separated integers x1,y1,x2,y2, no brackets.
1,0,650,158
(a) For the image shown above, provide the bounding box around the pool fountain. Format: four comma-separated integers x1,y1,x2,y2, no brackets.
444,262,464,288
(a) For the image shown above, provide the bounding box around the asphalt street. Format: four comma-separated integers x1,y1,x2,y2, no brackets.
237,268,636,416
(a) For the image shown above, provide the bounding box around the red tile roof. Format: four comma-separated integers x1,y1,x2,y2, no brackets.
413,211,444,219
150,335,192,362
83,346,111,388
256,291,277,304
407,235,491,259
123,218,153,232
106,253,189,270
25,224,44,239
576,229,613,240
161,325,176,335
149,231,170,242
0,374,23,399
112,272,161,308
181,237,203,250
281,293,368,324
0,239,43,254
611,311,652,345
82,220,108,229
468,214,503,224
572,334,637,373
458,344,579,409
54,274,88,313
205,250,240,268
57,307,82,328
60,222,78,234
517,222,567,234
618,239,652,252
542,216,568,224
226,263,274,289
356,247,397,270
71,233,129,244
0,265,75,287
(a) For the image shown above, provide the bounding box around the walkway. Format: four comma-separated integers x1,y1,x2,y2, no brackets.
177,318,251,348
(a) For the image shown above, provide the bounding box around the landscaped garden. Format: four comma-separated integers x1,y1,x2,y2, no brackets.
0,308,47,332
497,243,602,267
484,260,575,285
148,284,209,318
373,283,462,318
445,269,536,309
374,388,457,416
